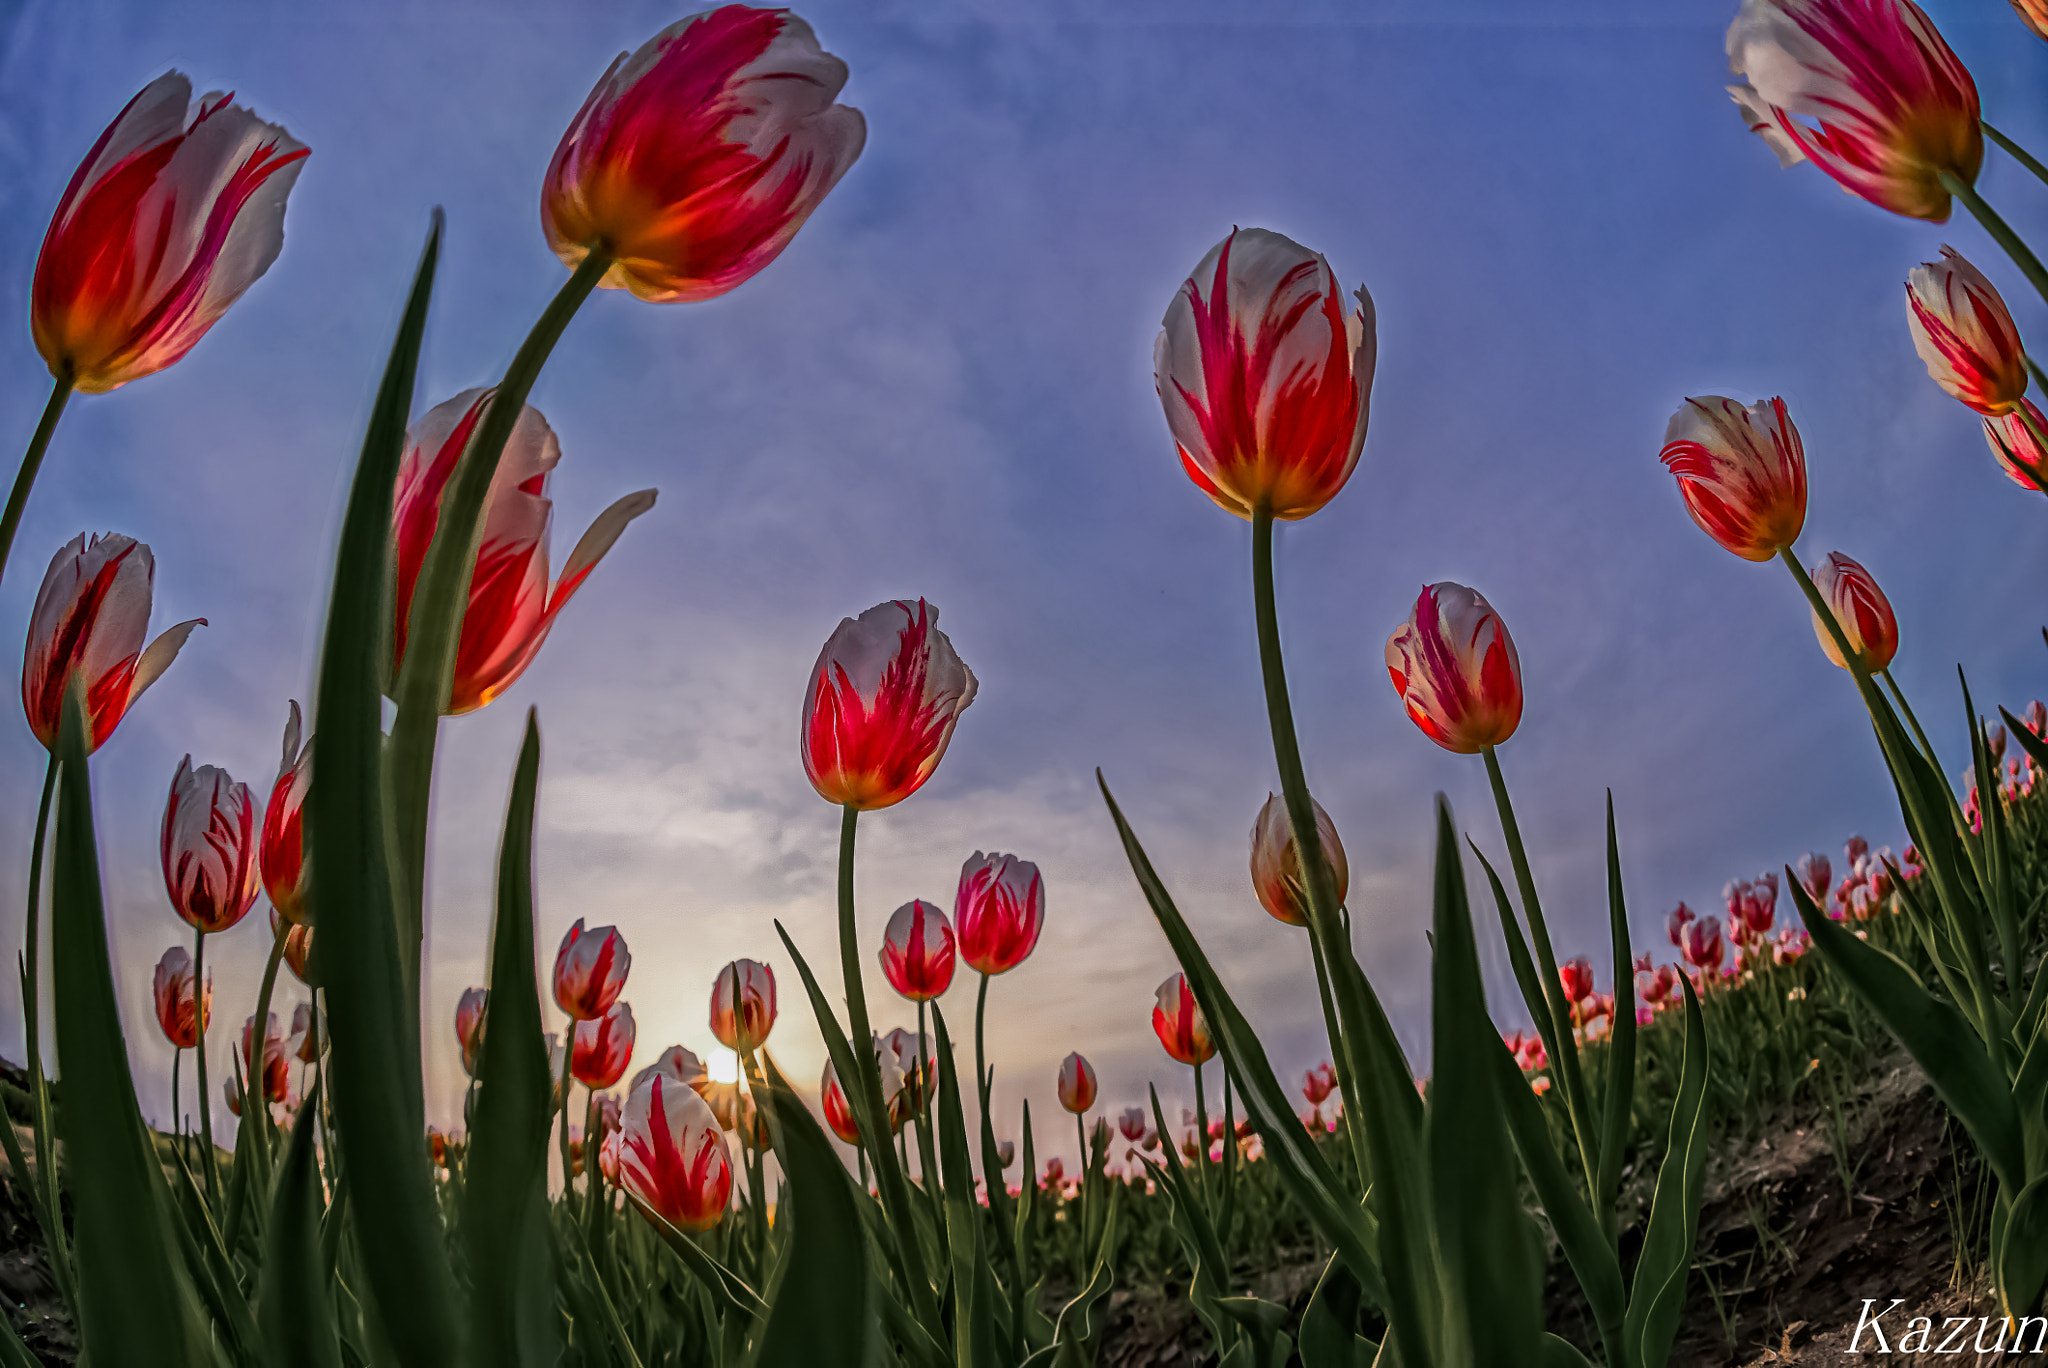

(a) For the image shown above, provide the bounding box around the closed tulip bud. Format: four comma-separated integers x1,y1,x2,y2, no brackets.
32,73,308,392
803,599,976,810
1118,1106,1148,1143
1725,0,1981,222
710,959,776,1051
1303,1062,1337,1107
23,533,201,752
1056,1052,1097,1114
996,1139,1016,1168
151,946,208,1049
1725,875,1779,941
543,7,865,304
879,899,955,1001
275,912,315,986
1154,228,1376,521
391,390,655,716
820,1059,861,1144
1808,552,1898,672
618,1073,732,1233
261,701,311,925
1666,901,1697,948
1558,957,1595,1004
598,1127,621,1184
1794,852,1832,905
1680,915,1726,973
1905,248,2027,415
573,1002,637,1090
554,920,631,1022
242,1013,289,1106
630,1045,709,1099
1152,973,1215,1066
161,757,261,934
290,1002,320,1065
1249,793,1346,927
1385,582,1523,753
955,851,1045,976
1660,396,1807,562
455,987,489,1079
224,1078,242,1118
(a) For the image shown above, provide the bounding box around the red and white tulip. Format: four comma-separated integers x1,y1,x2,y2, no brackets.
617,1073,732,1232
879,898,955,1001
455,987,488,1078
820,1058,861,1144
151,946,208,1050
803,599,976,810
1985,402,2048,491
1249,793,1346,927
1056,1052,1097,1114
573,1001,637,1090
955,851,1045,976
260,700,311,925
160,757,261,934
554,920,631,1022
710,958,776,1052
242,1012,290,1107
1660,396,1807,562
1905,248,2027,416
1385,582,1523,753
1808,552,1898,672
1152,973,1215,1066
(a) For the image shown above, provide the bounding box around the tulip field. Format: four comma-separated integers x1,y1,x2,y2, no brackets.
7,1,2048,1366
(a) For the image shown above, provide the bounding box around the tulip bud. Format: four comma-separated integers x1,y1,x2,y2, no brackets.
261,701,311,925
617,1074,733,1233
1985,402,2048,493
241,1013,290,1106
1905,248,2027,416
1056,1052,1097,1114
630,1045,709,1099
879,899,955,1001
455,987,488,1079
1794,852,1832,906
1808,552,1898,673
1249,793,1346,927
1302,1061,1337,1107
1385,582,1522,753
554,920,631,1022
710,959,776,1052
277,914,315,986
1118,1106,1148,1143
955,852,1045,976
1558,957,1594,1005
1660,396,1806,562
288,1002,321,1066
224,1078,242,1118
573,1001,636,1090
1666,901,1697,948
877,1028,932,1130
996,1139,1016,1168
151,946,208,1050
161,757,261,934
1152,972,1215,1066
1680,915,1726,974
820,1059,861,1144
803,599,976,810
598,1127,622,1185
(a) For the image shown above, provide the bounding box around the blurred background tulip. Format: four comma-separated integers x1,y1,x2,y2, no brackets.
1384,582,1523,753
879,898,955,1001
955,851,1044,975
1808,552,1899,672
241,1012,290,1107
617,1073,732,1233
802,598,976,810
160,756,260,934
554,919,630,1021
1056,1051,1096,1114
1659,395,1807,561
820,1059,860,1144
1905,248,2027,416
454,986,488,1079
1249,792,1347,927
709,958,775,1051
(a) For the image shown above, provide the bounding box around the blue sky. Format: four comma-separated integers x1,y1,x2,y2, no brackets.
0,0,2044,1163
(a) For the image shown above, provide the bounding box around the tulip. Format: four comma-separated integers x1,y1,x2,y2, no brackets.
573,1001,636,1090
1846,835,1869,865
598,1127,621,1184
276,912,314,986
1636,963,1680,1008
1152,973,1215,1066
820,1059,861,1144
261,700,311,925
151,946,207,1049
878,1027,932,1127
617,1073,732,1232
390,390,655,716
1042,1157,1065,1187
803,599,976,810
455,987,489,1079
1774,928,1813,964
2016,0,2048,40
996,1139,1016,1168
1794,852,1832,906
1659,396,1806,562
547,1034,568,1112
290,1002,321,1065
242,1012,289,1107
879,898,955,1001
542,7,866,304
554,920,631,1022
1989,725,2009,762
31,73,309,393
710,958,776,1051
1666,901,1697,948
1680,915,1726,974
1249,793,1347,927
1303,1062,1337,1107
955,851,1045,976
1384,582,1522,753
224,1079,242,1119
1558,957,1594,1005
630,1045,709,1098
428,1128,449,1169
1808,552,1898,672
160,757,261,934
1725,874,1778,943
1725,0,1981,222
22,533,201,751
1905,248,2027,416
1153,228,1376,521
1056,1052,1097,1114
1118,1106,1148,1143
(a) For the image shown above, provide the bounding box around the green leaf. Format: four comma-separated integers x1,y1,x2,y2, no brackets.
1047,1183,1122,1368
460,712,560,1367
925,1008,997,1368
49,689,213,1364
1298,1257,1376,1368
306,212,466,1364
1467,843,1567,1147
643,1202,768,1323
1536,1333,1594,1368
0,1311,42,1368
1996,1177,2048,1319
260,1085,343,1368
1623,978,1711,1368
1594,794,1637,1217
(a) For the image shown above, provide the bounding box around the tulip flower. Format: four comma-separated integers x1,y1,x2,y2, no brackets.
1905,248,2027,416
1153,227,1376,521
160,757,261,934
1118,1106,1148,1143
455,987,488,1079
1808,552,1898,673
1846,835,1870,865
1725,0,1981,222
598,1127,621,1184
261,700,311,925
1659,396,1806,562
554,920,631,1022
31,72,309,393
710,958,776,1051
1773,928,1813,965
878,1027,932,1127
242,1012,290,1107
996,1139,1016,1168
1042,1157,1065,1188
1152,973,1216,1066
803,599,976,810
224,1079,242,1119
1056,1052,1097,1114
1725,874,1779,943
22,533,201,751
1985,402,2048,492
630,1045,709,1098
2016,0,2048,39
1795,852,1832,906
1384,582,1523,753
290,1002,321,1065
542,7,866,304
820,1059,861,1144
955,851,1045,975
617,1073,732,1232
151,946,208,1049
1303,1062,1337,1107
879,898,955,1001
1679,915,1726,974
275,911,314,986
1558,957,1595,1005
390,390,655,716
1249,793,1347,927
574,1001,636,1090
1666,901,1697,948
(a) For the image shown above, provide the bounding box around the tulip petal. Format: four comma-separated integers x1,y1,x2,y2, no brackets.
129,617,205,707
549,488,658,612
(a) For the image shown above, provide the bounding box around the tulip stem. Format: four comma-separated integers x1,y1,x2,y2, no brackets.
194,927,217,1196
1983,121,2048,195
170,1046,182,1140
0,375,73,589
1191,1060,1210,1213
247,919,289,1157
1943,171,2048,315
558,1040,578,1203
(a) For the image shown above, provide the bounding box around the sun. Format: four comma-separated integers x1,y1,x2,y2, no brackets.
707,1047,740,1085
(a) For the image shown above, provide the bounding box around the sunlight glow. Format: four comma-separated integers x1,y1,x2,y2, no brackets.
708,1047,740,1085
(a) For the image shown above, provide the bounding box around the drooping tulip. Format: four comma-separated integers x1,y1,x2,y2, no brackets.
1384,582,1523,753
1808,552,1898,673
1725,0,1981,222
31,72,309,393
22,533,201,751
1152,973,1215,1066
1056,1052,1097,1114
542,6,866,304
390,390,655,715
1249,793,1347,927
630,1045,709,1098
455,987,488,1078
616,1073,733,1232
879,898,955,1001
955,851,1045,976
1154,227,1376,521
151,946,208,1049
161,757,261,934
242,1012,290,1106
820,1058,861,1144
803,599,976,810
1905,248,2027,416
260,700,311,925
1985,403,2048,492
710,958,776,1051
574,1001,637,1090
275,912,314,986
1659,396,1807,562
554,920,631,1022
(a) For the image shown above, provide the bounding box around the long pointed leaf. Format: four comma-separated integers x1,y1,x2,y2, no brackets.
1595,794,1638,1219
1622,979,1710,1368
260,1085,342,1368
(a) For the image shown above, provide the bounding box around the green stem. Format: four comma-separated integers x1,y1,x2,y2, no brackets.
1984,121,2048,194
247,919,289,1157
1943,170,2048,314
1305,928,1371,1190
0,376,73,587
170,1046,182,1138
1192,1060,1210,1217
1879,669,1971,841
194,927,216,1196
23,753,56,1221
557,1033,577,1203
915,998,942,1215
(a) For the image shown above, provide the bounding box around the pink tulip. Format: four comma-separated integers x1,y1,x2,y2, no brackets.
1679,915,1726,974
573,1002,636,1090
1152,973,1216,1066
1905,248,2027,416
803,599,976,811
879,899,955,1001
617,1073,732,1233
290,1002,320,1065
151,946,208,1050
1056,1052,1097,1114
455,987,488,1079
1118,1106,1148,1143
1808,552,1898,672
1666,901,1697,948
820,1059,861,1144
160,757,261,934
1724,874,1778,943
955,852,1045,976
1660,396,1806,562
1302,1061,1337,1107
1384,582,1523,753
710,959,776,1052
1794,852,1832,906
1249,793,1346,927
1558,957,1595,1005
554,920,631,1022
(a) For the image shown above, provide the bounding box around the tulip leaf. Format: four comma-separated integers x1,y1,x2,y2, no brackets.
1996,1176,2048,1321
642,1200,769,1324
259,1084,342,1368
1047,1183,1122,1368
1467,844,1570,1149
1595,794,1639,1222
929,1007,1002,1368
0,1313,41,1368
1623,978,1710,1368
1298,1256,1377,1368
49,689,214,1365
306,212,466,1364
460,711,560,1366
